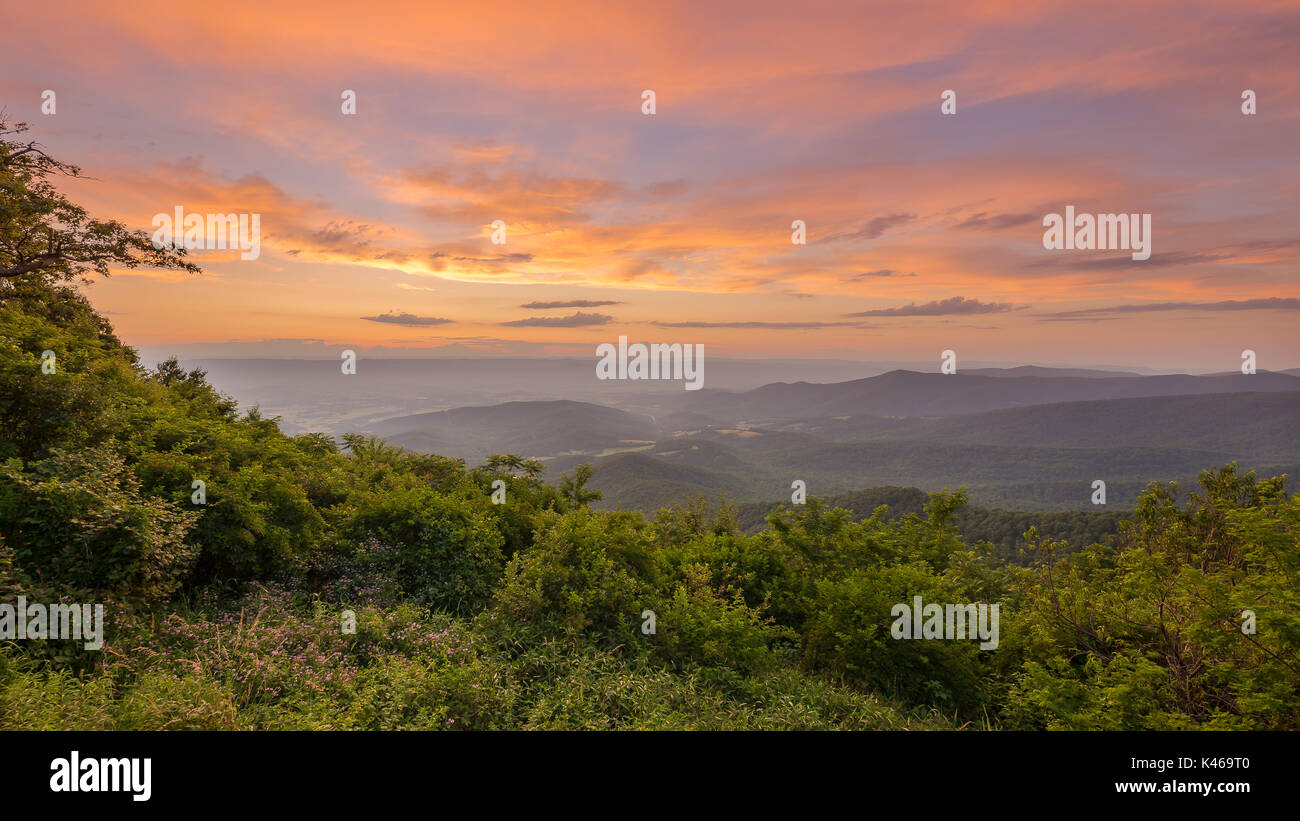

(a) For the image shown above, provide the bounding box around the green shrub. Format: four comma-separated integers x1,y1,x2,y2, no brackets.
0,446,198,600
344,488,505,615
491,508,655,645
652,563,793,675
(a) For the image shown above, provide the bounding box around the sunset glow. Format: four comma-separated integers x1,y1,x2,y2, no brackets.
3,0,1297,368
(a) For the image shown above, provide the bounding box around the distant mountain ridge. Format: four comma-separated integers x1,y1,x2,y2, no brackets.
333,368,1299,512
679,369,1300,422
370,399,659,465
962,365,1141,378
778,391,1300,462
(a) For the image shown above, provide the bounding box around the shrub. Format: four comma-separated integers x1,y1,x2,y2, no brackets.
0,446,198,600
491,508,655,646
344,488,505,615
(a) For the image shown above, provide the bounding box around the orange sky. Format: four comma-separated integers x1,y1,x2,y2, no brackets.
3,0,1298,368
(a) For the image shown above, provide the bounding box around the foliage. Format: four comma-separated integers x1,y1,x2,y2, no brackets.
0,120,199,283
0,132,1295,730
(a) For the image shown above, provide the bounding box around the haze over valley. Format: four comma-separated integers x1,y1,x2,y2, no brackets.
171,356,1300,513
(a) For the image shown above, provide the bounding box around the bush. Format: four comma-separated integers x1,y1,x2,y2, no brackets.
0,446,198,600
491,508,655,646
343,488,506,615
652,563,793,675
801,563,990,714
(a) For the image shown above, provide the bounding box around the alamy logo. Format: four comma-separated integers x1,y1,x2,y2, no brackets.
596,336,704,391
50,751,151,802
0,597,102,646
0,597,104,650
1042,205,1151,261
891,595,1000,650
151,206,261,260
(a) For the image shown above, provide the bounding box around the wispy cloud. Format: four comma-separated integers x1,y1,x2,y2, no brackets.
1038,297,1300,320
361,311,454,327
428,249,534,273
520,299,623,309
653,320,869,329
501,311,613,327
1024,249,1228,271
819,213,916,243
852,269,917,279
14,0,1299,367
847,296,1019,317
954,212,1037,231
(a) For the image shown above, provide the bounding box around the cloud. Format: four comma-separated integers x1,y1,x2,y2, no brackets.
428,249,534,274
852,269,917,279
134,337,566,362
954,212,1037,231
846,296,1019,317
1034,315,1119,323
420,336,587,355
1038,297,1300,320
520,299,623,309
1025,249,1227,271
30,0,1300,365
399,164,628,226
820,213,916,243
361,311,454,327
501,311,613,327
652,320,869,329
637,179,691,200
298,219,393,254
451,143,515,164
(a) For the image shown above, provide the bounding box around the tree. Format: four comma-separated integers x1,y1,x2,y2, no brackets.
0,119,200,283
1007,466,1300,729
0,445,200,601
482,454,544,480
558,463,602,508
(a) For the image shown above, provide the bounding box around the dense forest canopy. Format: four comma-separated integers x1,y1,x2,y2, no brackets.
1,122,1296,730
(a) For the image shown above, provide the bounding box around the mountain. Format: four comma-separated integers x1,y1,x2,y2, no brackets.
962,365,1141,378
370,400,658,465
576,451,760,512
558,430,1290,512
176,356,913,433
359,376,1300,513
778,392,1300,462
680,369,1300,423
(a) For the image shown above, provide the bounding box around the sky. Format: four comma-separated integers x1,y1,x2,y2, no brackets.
3,0,1298,370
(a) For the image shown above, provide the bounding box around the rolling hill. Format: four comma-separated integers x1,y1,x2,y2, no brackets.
370,400,659,465
363,370,1300,512
679,369,1300,423
777,391,1300,462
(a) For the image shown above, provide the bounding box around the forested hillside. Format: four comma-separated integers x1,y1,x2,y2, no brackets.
680,368,1300,421
2,278,1297,729
1,124,1297,731
735,487,1129,562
